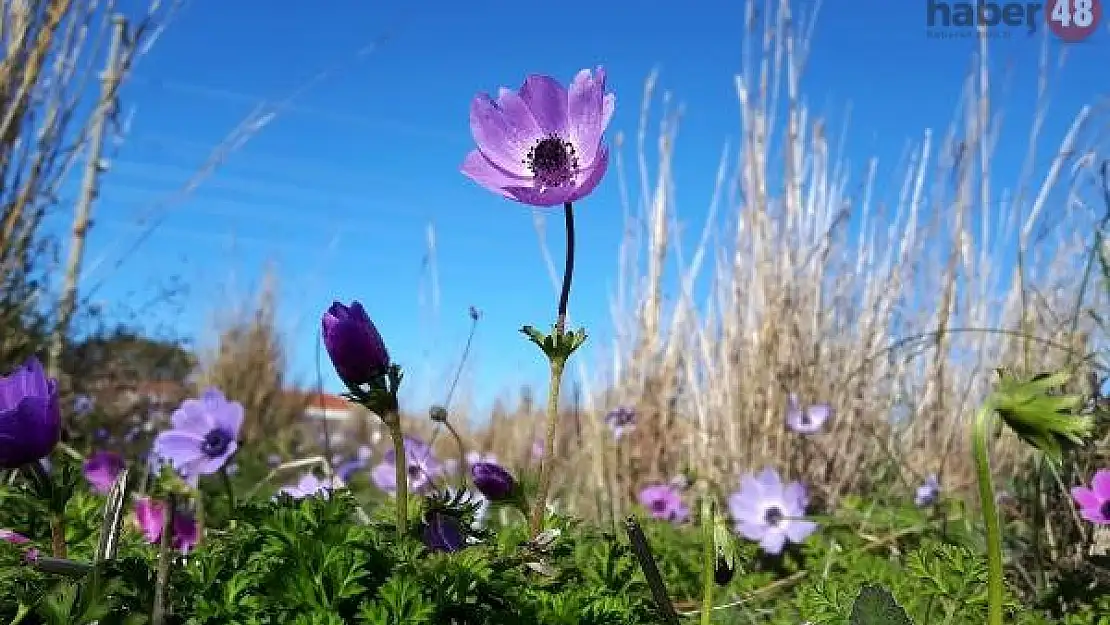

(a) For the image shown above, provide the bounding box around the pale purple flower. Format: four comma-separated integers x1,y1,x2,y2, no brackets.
461,67,614,207
1072,468,1110,525
604,405,636,440
915,474,940,507
0,529,30,544
151,388,243,484
83,451,125,494
0,357,61,469
94,428,109,441
267,453,282,467
785,394,832,435
371,437,443,494
728,467,817,555
531,439,545,460
638,484,689,522
133,497,198,553
74,394,94,416
280,473,343,499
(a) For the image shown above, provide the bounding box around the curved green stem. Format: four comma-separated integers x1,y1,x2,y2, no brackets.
972,402,1003,625
699,499,715,625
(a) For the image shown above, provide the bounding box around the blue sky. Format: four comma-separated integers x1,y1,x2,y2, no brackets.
50,0,1108,418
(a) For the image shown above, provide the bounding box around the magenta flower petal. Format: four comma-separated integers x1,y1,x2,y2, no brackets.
1072,486,1100,509
638,484,688,523
133,497,164,544
83,451,125,494
519,74,569,136
470,90,542,176
0,529,30,544
1093,468,1110,498
461,150,529,199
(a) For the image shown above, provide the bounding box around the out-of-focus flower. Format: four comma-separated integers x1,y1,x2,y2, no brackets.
471,461,516,501
124,426,141,443
785,394,832,435
83,451,125,494
914,474,940,507
267,453,282,467
728,467,817,555
422,512,465,552
461,67,614,206
1072,468,1110,525
604,405,636,440
637,484,689,522
151,388,243,484
74,395,94,416
279,473,343,499
133,497,199,553
371,437,443,494
321,301,390,388
0,357,61,469
0,529,30,544
94,428,109,441
446,451,498,475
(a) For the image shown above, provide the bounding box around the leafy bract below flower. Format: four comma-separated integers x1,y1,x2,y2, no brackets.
604,405,636,440
133,497,198,553
1071,468,1110,525
785,394,832,435
0,357,61,469
83,450,125,494
151,388,243,485
992,369,1091,463
321,300,390,389
461,67,614,207
915,474,940,507
637,484,689,523
728,467,817,555
371,436,442,494
280,473,343,500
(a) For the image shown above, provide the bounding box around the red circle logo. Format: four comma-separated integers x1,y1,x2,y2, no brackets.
1046,0,1102,42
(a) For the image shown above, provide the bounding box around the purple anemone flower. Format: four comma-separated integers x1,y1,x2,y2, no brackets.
604,405,636,440
471,461,516,501
422,512,465,553
0,529,30,544
151,388,243,484
83,451,125,494
915,474,940,507
461,67,614,207
133,497,199,553
321,301,390,388
785,394,832,435
728,467,817,555
280,473,343,500
638,484,689,523
1072,468,1110,525
74,394,94,416
371,436,443,494
0,357,61,469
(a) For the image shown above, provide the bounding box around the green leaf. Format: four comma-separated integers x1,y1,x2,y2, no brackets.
849,584,914,625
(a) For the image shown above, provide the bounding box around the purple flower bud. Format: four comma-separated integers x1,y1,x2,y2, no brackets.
321,301,390,388
422,512,464,552
0,357,61,469
471,461,515,501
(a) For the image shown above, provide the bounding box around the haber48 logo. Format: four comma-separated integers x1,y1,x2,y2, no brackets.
1047,0,1101,41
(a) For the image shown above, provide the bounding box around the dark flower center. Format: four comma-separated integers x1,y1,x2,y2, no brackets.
1101,500,1110,519
526,134,577,189
799,412,811,425
764,506,784,526
407,464,422,479
651,499,667,513
200,428,233,458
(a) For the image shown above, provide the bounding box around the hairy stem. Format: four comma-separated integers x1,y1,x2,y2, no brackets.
388,418,408,540
530,359,565,535
699,499,715,625
972,402,1003,625
50,514,66,559
445,420,469,487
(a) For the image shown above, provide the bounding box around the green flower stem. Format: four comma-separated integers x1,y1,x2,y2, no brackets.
386,416,408,541
972,401,1003,625
50,513,66,559
530,358,566,535
699,499,715,625
444,420,469,486
220,468,236,511
10,603,30,625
